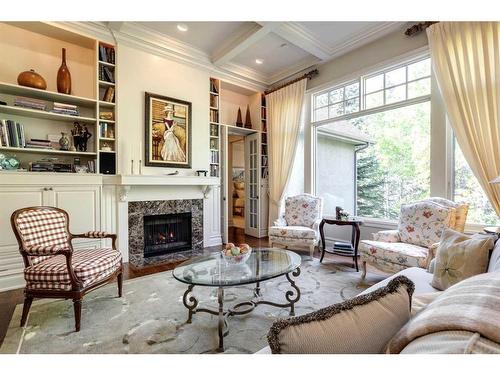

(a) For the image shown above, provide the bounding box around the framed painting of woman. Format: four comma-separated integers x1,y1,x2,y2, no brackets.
145,92,192,168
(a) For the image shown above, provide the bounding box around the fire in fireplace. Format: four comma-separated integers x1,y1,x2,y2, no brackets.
143,212,192,258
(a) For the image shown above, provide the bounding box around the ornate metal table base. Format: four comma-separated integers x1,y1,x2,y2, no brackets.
182,267,301,352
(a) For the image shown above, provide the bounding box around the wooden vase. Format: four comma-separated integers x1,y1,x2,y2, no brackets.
57,48,72,94
17,69,47,90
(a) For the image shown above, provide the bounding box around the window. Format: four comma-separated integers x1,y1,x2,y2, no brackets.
314,81,360,121
314,56,432,220
453,138,499,225
313,57,431,122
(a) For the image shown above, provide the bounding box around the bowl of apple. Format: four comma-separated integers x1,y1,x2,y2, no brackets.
221,243,252,265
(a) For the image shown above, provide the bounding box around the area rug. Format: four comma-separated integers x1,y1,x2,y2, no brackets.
0,256,383,354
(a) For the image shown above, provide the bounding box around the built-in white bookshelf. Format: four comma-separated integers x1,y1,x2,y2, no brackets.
0,22,118,175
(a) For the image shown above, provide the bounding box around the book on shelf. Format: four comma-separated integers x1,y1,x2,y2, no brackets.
210,150,219,164
99,65,115,83
99,45,115,64
261,155,268,166
1,119,26,148
261,167,268,179
209,79,218,94
209,94,218,108
103,87,115,102
210,164,219,177
209,109,218,123
14,97,47,111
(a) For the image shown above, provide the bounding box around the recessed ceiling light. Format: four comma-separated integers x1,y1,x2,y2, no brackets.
255,59,264,65
177,24,188,32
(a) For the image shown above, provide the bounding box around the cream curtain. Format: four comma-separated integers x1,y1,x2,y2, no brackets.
267,79,307,224
427,22,500,214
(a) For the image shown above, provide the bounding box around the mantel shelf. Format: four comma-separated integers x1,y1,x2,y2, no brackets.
103,174,220,186
103,175,220,201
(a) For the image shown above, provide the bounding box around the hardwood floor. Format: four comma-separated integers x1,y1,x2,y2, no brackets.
0,229,362,349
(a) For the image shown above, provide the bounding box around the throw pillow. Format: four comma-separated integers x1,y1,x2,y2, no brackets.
267,276,414,354
398,201,455,248
487,239,500,273
431,228,495,290
421,197,469,233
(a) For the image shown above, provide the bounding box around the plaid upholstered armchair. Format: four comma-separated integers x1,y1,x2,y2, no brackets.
11,206,123,331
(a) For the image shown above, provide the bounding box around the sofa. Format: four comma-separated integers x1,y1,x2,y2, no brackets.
359,198,469,277
257,233,500,354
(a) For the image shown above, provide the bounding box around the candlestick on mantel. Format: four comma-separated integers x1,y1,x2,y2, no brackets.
131,159,134,175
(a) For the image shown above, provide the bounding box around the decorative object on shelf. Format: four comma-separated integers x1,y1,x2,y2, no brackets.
166,170,179,176
235,107,243,127
244,105,252,129
101,142,112,152
57,48,71,94
335,206,350,221
58,132,70,151
145,92,191,169
17,69,47,90
0,153,20,170
335,206,343,220
196,170,208,177
74,164,89,173
222,243,252,264
71,122,92,152
100,111,114,120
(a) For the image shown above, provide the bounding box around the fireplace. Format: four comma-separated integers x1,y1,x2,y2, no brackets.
143,213,192,257
128,199,203,267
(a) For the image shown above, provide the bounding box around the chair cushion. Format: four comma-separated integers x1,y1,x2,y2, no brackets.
269,226,317,240
25,248,122,291
360,240,429,268
398,201,455,248
361,267,439,296
284,194,322,227
420,197,469,233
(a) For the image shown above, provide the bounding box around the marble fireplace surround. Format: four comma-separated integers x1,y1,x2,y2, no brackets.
128,199,204,267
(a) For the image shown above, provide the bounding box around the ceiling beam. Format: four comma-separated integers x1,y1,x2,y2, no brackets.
272,22,331,60
212,22,281,66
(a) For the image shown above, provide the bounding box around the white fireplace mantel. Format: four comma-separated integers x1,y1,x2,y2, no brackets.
102,174,220,201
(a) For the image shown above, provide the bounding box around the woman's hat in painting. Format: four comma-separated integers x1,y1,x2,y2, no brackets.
164,104,174,113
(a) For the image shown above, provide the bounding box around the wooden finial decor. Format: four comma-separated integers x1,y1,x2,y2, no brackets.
236,107,243,127
405,22,438,37
244,105,252,129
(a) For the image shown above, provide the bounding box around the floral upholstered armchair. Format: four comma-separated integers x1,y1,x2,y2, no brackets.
359,198,469,278
269,194,323,257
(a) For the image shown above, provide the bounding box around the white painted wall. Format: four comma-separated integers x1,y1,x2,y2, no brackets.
117,44,210,175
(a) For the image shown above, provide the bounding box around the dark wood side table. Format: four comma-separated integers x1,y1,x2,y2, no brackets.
319,218,363,271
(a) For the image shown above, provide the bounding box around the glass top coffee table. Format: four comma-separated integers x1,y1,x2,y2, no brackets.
173,248,301,352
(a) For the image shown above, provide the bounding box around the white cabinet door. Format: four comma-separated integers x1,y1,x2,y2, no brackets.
0,186,45,291
48,185,101,234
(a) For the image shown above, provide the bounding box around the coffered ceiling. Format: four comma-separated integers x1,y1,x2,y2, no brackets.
103,21,405,89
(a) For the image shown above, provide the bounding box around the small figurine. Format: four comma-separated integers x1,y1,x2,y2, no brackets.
71,122,92,152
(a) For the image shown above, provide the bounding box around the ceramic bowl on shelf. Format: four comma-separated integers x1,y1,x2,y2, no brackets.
221,243,252,265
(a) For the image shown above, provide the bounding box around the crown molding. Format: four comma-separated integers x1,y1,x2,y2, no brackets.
45,21,406,91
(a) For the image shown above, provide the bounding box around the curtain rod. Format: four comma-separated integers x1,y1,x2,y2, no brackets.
405,22,438,36
265,69,319,95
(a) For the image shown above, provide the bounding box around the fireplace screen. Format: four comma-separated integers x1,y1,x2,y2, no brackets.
143,212,192,257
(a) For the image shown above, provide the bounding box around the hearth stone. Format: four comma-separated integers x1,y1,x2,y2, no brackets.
128,199,203,267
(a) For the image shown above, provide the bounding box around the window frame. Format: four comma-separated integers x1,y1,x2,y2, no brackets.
309,48,496,230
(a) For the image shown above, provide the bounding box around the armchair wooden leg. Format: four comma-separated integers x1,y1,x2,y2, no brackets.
73,299,82,332
309,245,315,258
20,295,33,327
361,261,367,280
117,272,123,298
